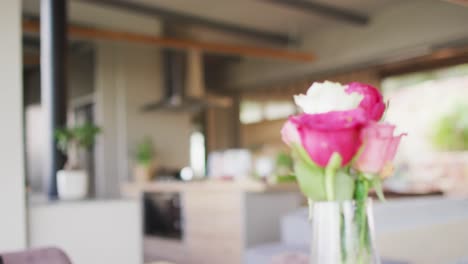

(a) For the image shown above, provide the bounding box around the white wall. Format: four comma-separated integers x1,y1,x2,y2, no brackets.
68,52,95,100
94,42,192,197
227,1,468,88
94,43,121,198
0,0,26,251
120,44,192,169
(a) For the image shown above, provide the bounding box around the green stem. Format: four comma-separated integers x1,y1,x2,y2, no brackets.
340,210,347,263
354,174,369,264
325,167,335,201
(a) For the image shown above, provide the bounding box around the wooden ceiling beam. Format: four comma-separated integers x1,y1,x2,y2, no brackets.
23,20,315,62
378,46,468,77
443,0,468,7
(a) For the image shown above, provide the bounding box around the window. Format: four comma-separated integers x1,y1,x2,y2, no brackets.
382,63,468,195
264,101,297,121
190,131,206,178
240,100,296,124
240,101,263,124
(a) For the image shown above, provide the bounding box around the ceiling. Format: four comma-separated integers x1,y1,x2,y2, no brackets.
130,0,400,35
22,0,403,47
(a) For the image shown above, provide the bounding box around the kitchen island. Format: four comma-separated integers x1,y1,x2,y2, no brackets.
122,180,301,264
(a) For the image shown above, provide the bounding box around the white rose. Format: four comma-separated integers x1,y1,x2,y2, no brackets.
294,81,363,114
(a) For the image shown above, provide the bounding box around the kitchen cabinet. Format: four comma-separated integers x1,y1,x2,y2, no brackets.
122,180,301,264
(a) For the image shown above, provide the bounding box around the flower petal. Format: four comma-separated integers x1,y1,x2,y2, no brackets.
346,82,386,121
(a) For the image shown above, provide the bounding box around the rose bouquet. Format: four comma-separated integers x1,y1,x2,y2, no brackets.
281,81,405,263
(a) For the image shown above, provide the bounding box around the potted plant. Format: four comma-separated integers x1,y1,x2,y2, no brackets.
55,123,101,200
133,137,157,183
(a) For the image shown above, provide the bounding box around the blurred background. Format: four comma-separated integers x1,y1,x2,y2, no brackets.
1,0,468,263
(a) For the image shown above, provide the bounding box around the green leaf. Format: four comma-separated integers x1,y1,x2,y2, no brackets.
294,160,326,200
136,137,154,165
276,152,293,168
54,128,72,154
291,143,320,168
54,123,101,153
335,171,355,201
73,122,101,149
372,177,386,202
326,152,342,174
276,174,297,183
362,172,375,181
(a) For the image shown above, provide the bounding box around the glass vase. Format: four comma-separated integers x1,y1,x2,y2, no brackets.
309,199,380,264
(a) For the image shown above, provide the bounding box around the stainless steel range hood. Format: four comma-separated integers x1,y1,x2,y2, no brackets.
142,49,232,112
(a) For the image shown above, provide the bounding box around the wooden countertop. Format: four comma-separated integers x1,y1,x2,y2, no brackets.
121,179,299,197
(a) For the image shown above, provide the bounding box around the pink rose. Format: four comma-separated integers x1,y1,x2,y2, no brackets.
346,82,386,121
289,108,367,167
281,120,301,146
355,122,405,174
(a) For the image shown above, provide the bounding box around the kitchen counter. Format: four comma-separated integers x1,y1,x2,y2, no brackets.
121,179,301,264
121,179,299,196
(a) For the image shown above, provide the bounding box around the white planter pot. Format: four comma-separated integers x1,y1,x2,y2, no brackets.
57,170,88,200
